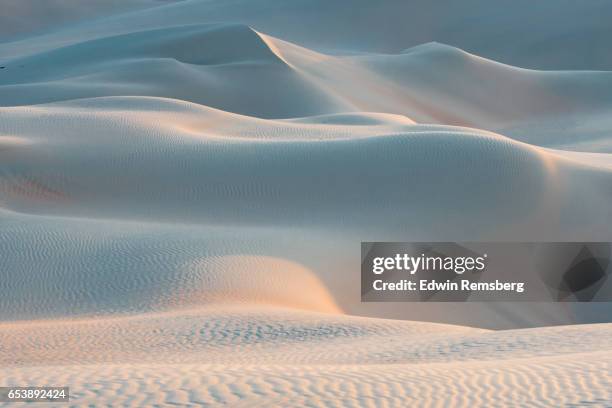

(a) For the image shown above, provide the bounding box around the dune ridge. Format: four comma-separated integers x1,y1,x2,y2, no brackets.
1,1,612,406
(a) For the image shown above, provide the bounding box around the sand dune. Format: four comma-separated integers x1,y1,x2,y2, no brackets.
2,0,611,69
1,96,611,235
1,307,611,406
3,27,612,131
0,0,171,41
1,1,611,406
1,96,611,329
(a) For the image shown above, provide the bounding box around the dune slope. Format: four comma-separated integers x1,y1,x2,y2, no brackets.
1,1,612,407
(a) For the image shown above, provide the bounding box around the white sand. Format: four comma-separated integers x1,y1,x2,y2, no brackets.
1,307,611,406
1,1,612,406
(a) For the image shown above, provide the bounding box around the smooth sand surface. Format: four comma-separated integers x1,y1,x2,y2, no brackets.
1,1,612,406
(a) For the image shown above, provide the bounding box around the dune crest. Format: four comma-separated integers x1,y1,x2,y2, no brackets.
1,1,612,406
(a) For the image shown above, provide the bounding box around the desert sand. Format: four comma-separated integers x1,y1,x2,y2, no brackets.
1,1,611,406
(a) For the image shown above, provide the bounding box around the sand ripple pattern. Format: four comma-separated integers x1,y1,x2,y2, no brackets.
2,1,612,406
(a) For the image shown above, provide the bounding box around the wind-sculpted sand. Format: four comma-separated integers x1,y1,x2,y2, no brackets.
1,0,612,406
1,308,611,406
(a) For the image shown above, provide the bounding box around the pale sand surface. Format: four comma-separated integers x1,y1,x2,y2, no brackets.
1,1,612,406
5,306,612,366
0,307,611,406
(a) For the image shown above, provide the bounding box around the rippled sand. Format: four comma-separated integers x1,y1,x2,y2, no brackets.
1,1,612,406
